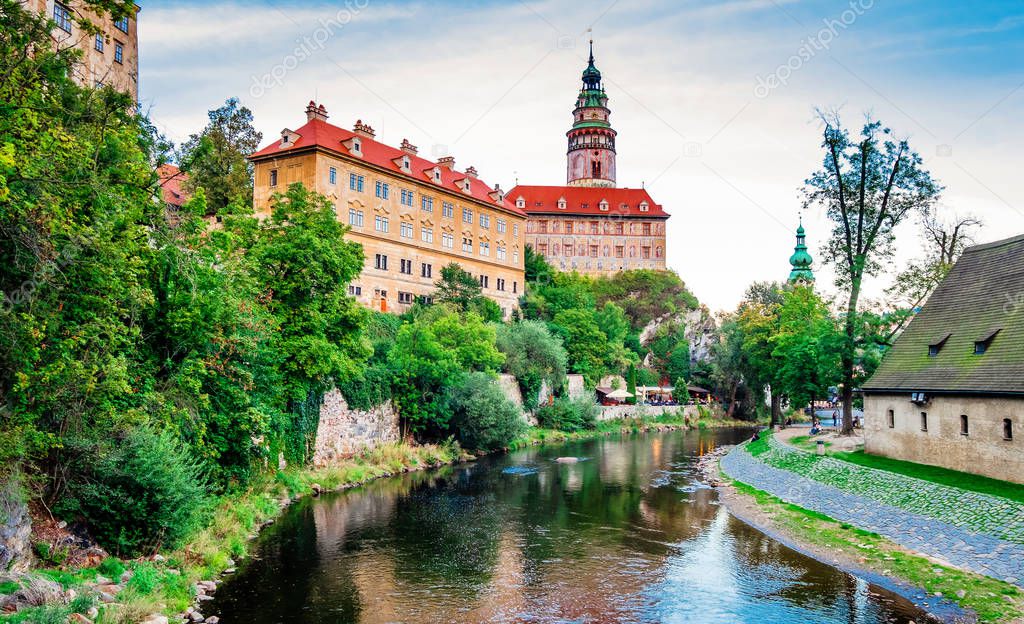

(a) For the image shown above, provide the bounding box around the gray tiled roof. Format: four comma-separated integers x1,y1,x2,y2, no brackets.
863,233,1024,394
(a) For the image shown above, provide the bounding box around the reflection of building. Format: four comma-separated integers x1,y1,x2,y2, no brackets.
508,42,669,275
250,102,527,317
863,234,1024,484
787,219,814,283
27,1,140,101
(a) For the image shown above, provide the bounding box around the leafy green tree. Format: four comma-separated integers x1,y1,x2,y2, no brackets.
589,270,699,329
433,262,482,308
524,244,554,283
802,112,942,433
549,309,606,385
179,98,262,214
770,286,842,410
448,373,525,451
626,363,638,405
495,321,568,410
535,397,598,432
672,379,691,404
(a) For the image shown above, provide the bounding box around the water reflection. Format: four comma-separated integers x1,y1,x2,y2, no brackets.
213,430,928,623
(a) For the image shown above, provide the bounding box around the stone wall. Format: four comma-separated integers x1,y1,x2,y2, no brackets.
497,374,524,408
596,404,710,422
0,476,32,573
566,375,587,400
312,389,401,468
864,393,1024,484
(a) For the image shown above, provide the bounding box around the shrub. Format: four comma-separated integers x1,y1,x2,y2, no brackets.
97,557,126,579
57,427,210,556
535,397,599,432
495,321,568,410
673,378,690,404
448,373,526,451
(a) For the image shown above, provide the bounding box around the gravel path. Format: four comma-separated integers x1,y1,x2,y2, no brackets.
721,443,1024,587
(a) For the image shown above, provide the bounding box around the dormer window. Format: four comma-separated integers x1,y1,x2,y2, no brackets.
599,200,609,211
975,328,1001,355
558,198,566,210
402,156,410,172
352,138,361,154
516,197,525,209
464,179,472,192
928,333,951,357
433,168,441,183
639,202,649,212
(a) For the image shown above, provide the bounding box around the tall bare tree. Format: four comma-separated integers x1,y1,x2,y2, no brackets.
802,112,942,434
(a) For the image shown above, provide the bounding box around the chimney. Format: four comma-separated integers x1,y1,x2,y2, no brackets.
306,101,328,122
400,139,418,155
437,156,455,170
465,166,478,179
353,119,376,139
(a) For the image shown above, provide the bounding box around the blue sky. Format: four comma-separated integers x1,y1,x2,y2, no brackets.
137,0,1024,311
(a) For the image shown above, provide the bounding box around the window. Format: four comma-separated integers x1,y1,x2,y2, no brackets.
496,219,507,234
349,173,364,191
479,241,490,256
887,409,895,429
442,202,454,218
374,254,388,270
513,281,518,294
513,224,519,237
398,292,414,304
114,42,123,64
375,181,390,199
565,220,574,233
375,215,389,233
94,34,104,52
538,220,548,234
975,341,989,355
114,15,129,33
462,207,473,224
421,196,434,212
401,156,410,171
497,278,506,291
400,222,413,238
512,250,519,264
421,263,432,278
920,412,928,432
400,259,412,275
960,414,969,436
615,222,624,235
329,167,337,185
348,285,362,296
643,222,652,236
269,169,278,187
400,189,414,206
348,209,364,227
642,246,651,259
615,245,624,258
590,221,599,234
462,237,473,253
480,214,490,229
497,245,507,261
351,138,362,154
53,3,73,33
589,245,598,258
442,232,454,249
479,275,489,289
1005,418,1014,441
421,227,433,243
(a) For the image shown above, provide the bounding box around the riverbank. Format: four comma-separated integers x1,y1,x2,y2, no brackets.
708,440,1024,624
1,415,756,624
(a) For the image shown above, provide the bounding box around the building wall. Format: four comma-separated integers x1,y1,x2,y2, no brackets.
253,149,526,318
28,1,139,101
864,393,1024,484
524,215,667,274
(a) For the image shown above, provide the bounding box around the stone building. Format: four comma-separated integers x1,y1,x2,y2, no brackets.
249,102,527,317
508,42,669,275
862,233,1024,484
27,1,140,102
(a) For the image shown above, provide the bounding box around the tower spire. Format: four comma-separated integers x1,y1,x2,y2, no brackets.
566,39,616,187
788,218,815,284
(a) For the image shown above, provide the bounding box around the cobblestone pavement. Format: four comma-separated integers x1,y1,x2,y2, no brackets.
721,445,1024,587
758,436,1024,544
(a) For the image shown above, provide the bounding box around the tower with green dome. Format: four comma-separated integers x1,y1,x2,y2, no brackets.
788,218,815,283
566,40,617,188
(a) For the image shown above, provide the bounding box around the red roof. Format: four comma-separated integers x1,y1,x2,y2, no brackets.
250,106,524,217
506,185,669,218
157,163,190,208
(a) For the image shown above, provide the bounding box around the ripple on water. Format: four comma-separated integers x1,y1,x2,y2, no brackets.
502,465,539,476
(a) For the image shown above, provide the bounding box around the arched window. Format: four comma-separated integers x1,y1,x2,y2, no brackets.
655,246,663,258
591,159,602,179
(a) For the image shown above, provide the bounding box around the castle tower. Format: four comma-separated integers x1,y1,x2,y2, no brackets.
788,218,815,283
566,41,616,188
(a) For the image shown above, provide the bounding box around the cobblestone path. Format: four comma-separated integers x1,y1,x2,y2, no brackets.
721,444,1024,586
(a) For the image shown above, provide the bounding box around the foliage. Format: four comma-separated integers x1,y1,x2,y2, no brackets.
179,98,262,214
589,269,700,329
495,321,568,410
534,398,599,432
56,427,209,556
549,309,609,385
626,363,638,405
770,286,843,409
433,263,482,311
672,379,690,404
448,373,526,451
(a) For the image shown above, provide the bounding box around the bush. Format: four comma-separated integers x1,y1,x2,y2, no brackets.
57,427,210,556
495,321,568,410
535,397,599,432
448,373,526,451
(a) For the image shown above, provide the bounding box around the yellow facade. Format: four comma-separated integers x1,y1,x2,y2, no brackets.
27,1,140,101
524,216,667,274
251,142,526,318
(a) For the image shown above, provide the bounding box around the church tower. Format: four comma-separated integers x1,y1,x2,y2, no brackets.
788,218,815,284
566,41,616,188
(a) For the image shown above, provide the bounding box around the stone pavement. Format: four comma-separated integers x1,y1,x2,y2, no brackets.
721,444,1024,587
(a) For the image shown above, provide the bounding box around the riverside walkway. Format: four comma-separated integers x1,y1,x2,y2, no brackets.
720,435,1024,587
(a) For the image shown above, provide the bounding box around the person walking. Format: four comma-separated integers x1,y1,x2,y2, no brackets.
832,410,839,428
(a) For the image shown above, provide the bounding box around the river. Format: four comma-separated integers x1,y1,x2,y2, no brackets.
210,428,931,623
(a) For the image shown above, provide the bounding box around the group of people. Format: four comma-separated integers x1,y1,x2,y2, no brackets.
807,410,861,434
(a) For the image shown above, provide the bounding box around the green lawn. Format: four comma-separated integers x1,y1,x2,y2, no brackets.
831,450,1024,505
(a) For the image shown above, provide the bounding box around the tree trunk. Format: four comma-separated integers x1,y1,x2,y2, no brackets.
726,382,738,419
770,391,782,428
841,277,862,435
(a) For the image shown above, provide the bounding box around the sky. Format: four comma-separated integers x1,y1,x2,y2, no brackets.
137,0,1024,313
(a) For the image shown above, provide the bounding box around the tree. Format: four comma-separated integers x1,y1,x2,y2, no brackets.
179,98,262,214
549,309,607,385
770,286,842,411
524,244,554,283
495,321,568,410
802,113,942,434
433,262,482,310
448,373,525,451
626,363,638,405
672,379,690,404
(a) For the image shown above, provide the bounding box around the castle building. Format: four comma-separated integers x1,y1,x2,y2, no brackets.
508,42,669,275
27,1,140,102
249,102,526,317
787,219,814,283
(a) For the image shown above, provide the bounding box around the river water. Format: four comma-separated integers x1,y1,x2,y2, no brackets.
211,429,932,623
